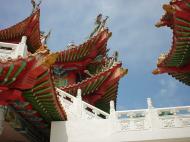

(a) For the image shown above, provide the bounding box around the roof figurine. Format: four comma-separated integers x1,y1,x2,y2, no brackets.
31,0,42,13
40,30,51,45
89,14,109,37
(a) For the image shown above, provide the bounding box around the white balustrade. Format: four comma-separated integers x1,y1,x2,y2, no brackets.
56,89,190,132
0,36,28,60
56,88,109,120
117,109,150,131
116,99,190,131
157,106,190,129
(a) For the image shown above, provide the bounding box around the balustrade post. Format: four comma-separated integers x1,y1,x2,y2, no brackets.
109,100,117,119
92,109,99,119
16,36,28,58
172,110,183,127
147,98,153,109
109,100,120,132
146,98,161,129
75,88,84,119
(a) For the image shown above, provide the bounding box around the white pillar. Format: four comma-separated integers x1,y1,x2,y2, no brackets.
109,100,120,132
109,100,116,119
77,88,82,100
147,98,154,109
16,36,28,58
146,98,161,129
77,88,83,118
71,88,84,120
21,36,27,44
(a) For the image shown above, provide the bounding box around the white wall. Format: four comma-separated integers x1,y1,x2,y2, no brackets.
53,92,190,142
50,119,114,142
50,120,190,142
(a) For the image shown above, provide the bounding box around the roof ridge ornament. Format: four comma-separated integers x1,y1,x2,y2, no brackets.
89,14,109,38
113,51,118,62
31,0,42,13
40,30,51,45
67,41,76,49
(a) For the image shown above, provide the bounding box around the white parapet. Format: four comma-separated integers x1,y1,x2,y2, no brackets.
52,89,190,142
56,88,109,120
0,36,28,60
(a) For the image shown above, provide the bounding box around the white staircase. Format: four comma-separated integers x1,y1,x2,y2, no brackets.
52,88,190,142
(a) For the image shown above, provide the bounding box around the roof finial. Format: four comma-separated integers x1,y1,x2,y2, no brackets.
67,41,75,49
95,14,103,25
31,0,36,10
37,0,42,7
147,98,154,109
113,51,118,61
31,0,42,13
89,14,102,37
41,30,51,45
100,16,109,30
89,14,109,38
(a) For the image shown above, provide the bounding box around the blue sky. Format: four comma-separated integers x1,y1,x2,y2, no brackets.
1,0,190,110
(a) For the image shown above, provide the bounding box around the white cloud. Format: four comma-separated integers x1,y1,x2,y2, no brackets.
159,78,177,97
153,78,181,107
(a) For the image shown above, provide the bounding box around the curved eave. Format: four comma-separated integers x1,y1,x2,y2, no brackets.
59,61,127,105
153,1,190,82
170,0,190,13
95,82,119,112
0,50,50,87
94,64,127,111
21,66,67,122
55,29,111,66
0,56,36,87
0,9,42,53
0,52,67,131
158,11,190,68
60,62,120,95
155,0,190,28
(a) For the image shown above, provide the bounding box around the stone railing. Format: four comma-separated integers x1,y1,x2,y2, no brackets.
57,88,190,131
117,109,150,131
0,36,27,60
116,104,190,131
157,106,190,129
56,88,109,120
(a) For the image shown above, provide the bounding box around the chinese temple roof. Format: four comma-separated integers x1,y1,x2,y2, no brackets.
0,51,67,139
0,5,127,140
60,58,127,112
153,0,190,86
52,17,127,111
0,9,42,53
55,28,111,70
